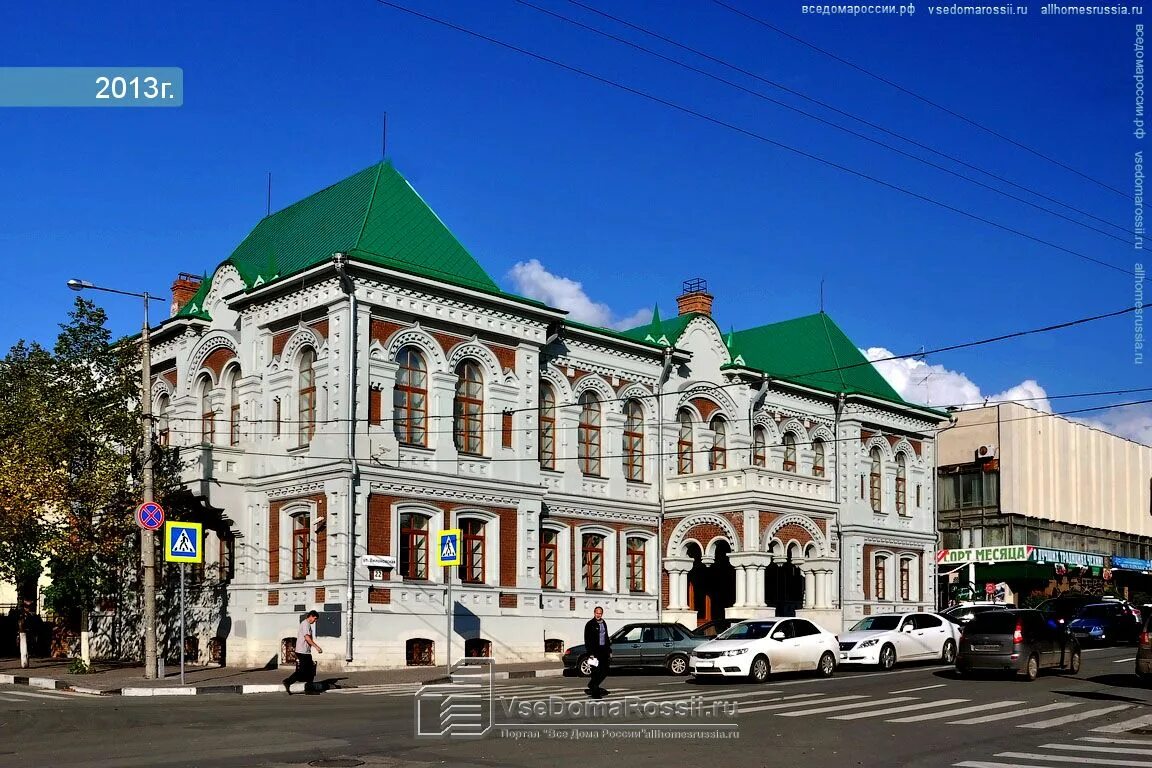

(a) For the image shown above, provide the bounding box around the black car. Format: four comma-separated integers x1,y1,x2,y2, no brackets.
562,622,704,676
1036,595,1102,627
940,603,1014,626
956,608,1081,681
692,619,737,639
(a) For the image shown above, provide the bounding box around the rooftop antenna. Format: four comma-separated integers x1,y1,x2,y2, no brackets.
266,172,272,217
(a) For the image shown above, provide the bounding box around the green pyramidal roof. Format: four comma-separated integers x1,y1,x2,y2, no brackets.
178,161,499,317
619,309,702,347
729,312,905,404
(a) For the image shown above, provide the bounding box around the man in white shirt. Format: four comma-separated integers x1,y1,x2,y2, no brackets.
283,610,322,694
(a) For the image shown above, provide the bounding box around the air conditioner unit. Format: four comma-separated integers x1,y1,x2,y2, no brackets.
975,444,997,460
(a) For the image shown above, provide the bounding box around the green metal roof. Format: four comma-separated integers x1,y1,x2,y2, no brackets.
727,312,907,405
618,308,702,347
176,161,503,317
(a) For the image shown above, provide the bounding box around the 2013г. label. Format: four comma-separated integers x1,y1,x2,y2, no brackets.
95,76,173,100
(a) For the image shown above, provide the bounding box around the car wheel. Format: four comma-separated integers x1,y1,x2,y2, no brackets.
941,639,957,664
818,651,835,678
1020,653,1039,681
577,655,592,677
667,654,689,676
878,644,896,671
1068,650,1081,675
749,655,770,683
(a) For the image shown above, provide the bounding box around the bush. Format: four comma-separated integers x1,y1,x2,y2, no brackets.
67,657,89,675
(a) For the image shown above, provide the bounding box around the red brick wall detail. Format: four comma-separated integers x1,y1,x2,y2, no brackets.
311,319,329,339
270,494,326,582
368,588,391,604
268,590,279,606
369,388,382,426
774,523,813,546
493,345,517,373
203,347,237,380
910,440,922,457
367,495,395,556
569,597,576,611
315,587,326,603
268,504,280,583
370,319,407,345
272,330,291,359
431,331,466,356
316,502,328,580
689,397,720,421
860,430,875,443
499,593,518,609
661,570,671,609
496,508,518,588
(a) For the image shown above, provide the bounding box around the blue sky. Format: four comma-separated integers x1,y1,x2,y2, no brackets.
1,1,1147,443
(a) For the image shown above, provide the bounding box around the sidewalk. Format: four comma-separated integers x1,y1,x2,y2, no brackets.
0,657,566,696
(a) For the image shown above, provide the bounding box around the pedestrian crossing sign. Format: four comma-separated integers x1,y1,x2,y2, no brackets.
164,521,203,564
437,529,461,566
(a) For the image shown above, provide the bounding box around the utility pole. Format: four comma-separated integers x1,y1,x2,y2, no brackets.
140,294,158,679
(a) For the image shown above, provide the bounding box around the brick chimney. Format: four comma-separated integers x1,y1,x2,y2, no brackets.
171,273,203,317
675,278,713,316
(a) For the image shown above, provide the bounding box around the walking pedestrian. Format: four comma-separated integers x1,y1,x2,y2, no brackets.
283,610,322,694
583,606,611,697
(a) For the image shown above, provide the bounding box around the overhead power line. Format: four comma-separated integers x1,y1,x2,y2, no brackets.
545,0,1129,239
712,0,1129,199
372,0,1130,275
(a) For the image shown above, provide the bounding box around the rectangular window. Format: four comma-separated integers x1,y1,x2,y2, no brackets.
273,398,281,437
540,529,558,589
875,557,887,601
292,515,310,580
201,411,215,445
400,513,429,580
582,534,604,591
626,537,646,592
899,559,911,601
229,403,240,446
460,520,485,584
960,470,984,508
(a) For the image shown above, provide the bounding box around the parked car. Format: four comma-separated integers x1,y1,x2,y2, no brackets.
1069,602,1141,645
838,612,959,669
692,619,737,639
689,617,839,682
955,608,1081,681
1036,595,1103,626
563,622,703,676
1135,608,1152,682
940,603,1014,626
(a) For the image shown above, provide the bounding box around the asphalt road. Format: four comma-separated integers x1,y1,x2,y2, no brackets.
2,646,1151,768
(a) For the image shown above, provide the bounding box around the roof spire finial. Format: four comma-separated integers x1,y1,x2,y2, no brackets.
651,303,662,328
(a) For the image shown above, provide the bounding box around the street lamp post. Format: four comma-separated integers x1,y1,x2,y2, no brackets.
67,279,164,679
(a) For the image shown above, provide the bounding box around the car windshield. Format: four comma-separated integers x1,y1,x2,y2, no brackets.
850,615,902,631
716,621,776,640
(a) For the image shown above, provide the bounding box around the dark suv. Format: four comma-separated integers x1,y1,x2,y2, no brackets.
956,608,1081,681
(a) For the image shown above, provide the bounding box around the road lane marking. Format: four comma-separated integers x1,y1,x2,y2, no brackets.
777,696,918,717
994,751,1152,766
1093,714,1152,733
890,683,946,694
1115,658,1138,663
0,690,70,700
888,700,1024,723
1017,705,1134,729
739,693,854,714
1044,743,1152,756
949,702,1079,725
831,698,969,720
1082,738,1152,746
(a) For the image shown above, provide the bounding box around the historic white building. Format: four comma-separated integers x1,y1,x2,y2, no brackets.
138,161,947,669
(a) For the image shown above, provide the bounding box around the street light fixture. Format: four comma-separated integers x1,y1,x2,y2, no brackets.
67,278,165,680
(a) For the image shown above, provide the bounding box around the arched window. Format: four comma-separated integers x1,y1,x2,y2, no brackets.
539,382,556,470
199,375,215,445
291,513,310,580
582,533,605,591
298,349,316,447
156,394,170,446
399,512,430,580
626,537,646,592
394,347,427,446
453,360,484,455
228,367,241,446
895,452,908,515
783,432,797,472
623,400,644,482
752,426,767,467
709,416,727,471
578,392,601,476
875,554,888,600
813,438,826,478
540,528,559,589
459,518,486,584
869,447,882,513
677,409,694,475
899,557,912,601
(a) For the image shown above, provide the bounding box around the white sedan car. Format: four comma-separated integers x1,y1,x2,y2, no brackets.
837,612,959,670
688,617,839,683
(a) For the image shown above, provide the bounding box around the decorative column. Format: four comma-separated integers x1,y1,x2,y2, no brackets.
734,565,747,607
663,557,694,611
803,568,816,609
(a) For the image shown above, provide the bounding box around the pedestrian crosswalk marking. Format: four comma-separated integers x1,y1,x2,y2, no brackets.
739,693,855,714
1044,742,1152,756
778,696,918,717
1017,704,1133,730
949,701,1078,725
889,700,1024,723
831,698,969,720
993,751,1150,766
1093,714,1152,734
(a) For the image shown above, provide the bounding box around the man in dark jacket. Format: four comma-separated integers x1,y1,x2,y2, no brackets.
583,606,611,697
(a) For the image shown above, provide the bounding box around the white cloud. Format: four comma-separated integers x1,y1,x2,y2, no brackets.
507,259,651,330
862,347,1052,412
1078,403,1152,446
